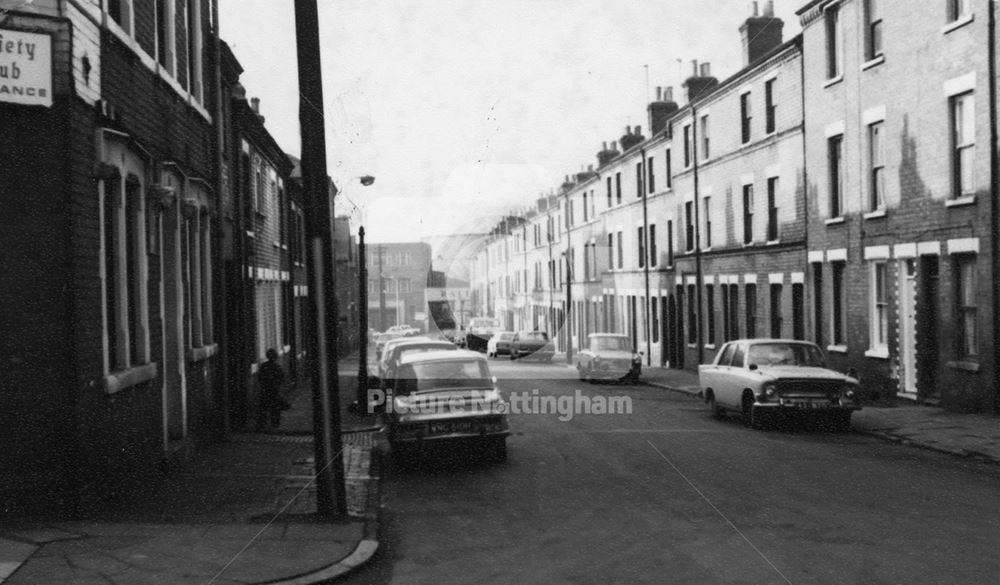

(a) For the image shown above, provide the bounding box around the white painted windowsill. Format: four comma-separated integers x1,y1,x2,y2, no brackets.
864,348,889,359
827,345,848,354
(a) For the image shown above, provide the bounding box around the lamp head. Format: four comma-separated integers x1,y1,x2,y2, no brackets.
359,175,375,186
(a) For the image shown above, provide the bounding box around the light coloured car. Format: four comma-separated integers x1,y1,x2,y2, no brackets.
386,349,509,461
576,333,642,383
377,335,431,376
486,331,516,358
377,337,457,390
510,330,554,361
698,339,861,430
465,317,501,352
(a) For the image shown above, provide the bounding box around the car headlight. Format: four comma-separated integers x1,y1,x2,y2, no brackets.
842,384,858,401
761,383,776,401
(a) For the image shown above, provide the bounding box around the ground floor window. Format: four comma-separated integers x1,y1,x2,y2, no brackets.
869,262,888,352
770,283,783,338
705,284,716,345
955,256,978,358
745,283,757,338
831,262,846,346
687,284,697,344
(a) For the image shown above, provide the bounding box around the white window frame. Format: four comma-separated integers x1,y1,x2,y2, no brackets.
868,121,886,211
868,261,889,355
952,92,976,197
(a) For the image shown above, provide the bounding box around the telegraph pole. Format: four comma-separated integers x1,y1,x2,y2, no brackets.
294,0,346,519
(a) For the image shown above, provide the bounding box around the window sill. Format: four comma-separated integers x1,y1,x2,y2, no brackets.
704,344,716,350
766,239,781,246
103,362,158,395
861,55,885,71
742,241,756,248
864,348,889,359
825,217,845,226
823,75,844,89
946,360,980,372
945,195,976,208
826,344,848,354
687,343,699,349
863,208,886,220
187,343,219,363
942,14,974,35
246,230,256,238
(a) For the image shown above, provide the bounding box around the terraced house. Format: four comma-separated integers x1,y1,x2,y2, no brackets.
798,0,999,412
467,1,1000,414
0,0,221,514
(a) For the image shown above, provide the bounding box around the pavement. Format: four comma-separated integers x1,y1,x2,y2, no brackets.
630,358,1000,465
0,355,382,585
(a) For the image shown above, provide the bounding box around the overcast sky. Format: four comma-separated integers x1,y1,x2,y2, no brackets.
219,0,801,243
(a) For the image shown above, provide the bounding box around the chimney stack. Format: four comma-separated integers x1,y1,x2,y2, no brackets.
648,84,680,135
683,61,718,104
740,0,784,66
620,125,645,152
596,139,621,167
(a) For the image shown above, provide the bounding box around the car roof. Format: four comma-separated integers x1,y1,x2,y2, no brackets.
588,333,629,339
397,348,486,366
391,339,456,351
729,338,820,346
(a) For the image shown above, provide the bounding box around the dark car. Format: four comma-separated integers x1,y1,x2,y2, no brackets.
510,330,554,361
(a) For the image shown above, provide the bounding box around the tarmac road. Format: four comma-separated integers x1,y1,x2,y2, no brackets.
345,358,1000,585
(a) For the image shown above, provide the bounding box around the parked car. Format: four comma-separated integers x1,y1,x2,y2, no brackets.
698,339,862,430
465,317,501,352
377,335,430,374
385,349,509,461
576,333,642,383
486,331,516,358
376,337,457,390
510,330,554,361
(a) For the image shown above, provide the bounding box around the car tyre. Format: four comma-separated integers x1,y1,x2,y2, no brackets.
743,393,767,429
706,391,723,418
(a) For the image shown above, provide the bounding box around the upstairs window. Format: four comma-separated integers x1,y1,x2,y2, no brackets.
767,177,779,242
700,114,710,160
765,78,776,133
607,234,614,270
949,0,972,22
868,121,886,211
617,231,623,268
825,5,842,79
647,157,655,193
742,184,754,244
582,192,588,222
665,150,672,189
666,220,674,266
108,0,134,35
740,92,752,144
649,224,657,267
703,196,712,248
683,125,691,167
684,201,694,251
606,177,613,208
156,0,175,74
952,92,976,197
615,172,622,204
865,0,883,60
637,227,645,268
635,162,644,198
829,135,845,217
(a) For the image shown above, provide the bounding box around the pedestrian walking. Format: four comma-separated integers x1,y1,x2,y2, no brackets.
257,348,288,431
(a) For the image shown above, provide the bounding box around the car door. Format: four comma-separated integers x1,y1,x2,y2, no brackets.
704,342,734,401
717,342,747,408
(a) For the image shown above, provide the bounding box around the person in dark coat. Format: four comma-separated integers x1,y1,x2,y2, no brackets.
257,348,286,430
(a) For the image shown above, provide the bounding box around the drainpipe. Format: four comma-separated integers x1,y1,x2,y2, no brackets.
210,0,229,435
640,146,652,366
988,0,1000,414
691,105,705,365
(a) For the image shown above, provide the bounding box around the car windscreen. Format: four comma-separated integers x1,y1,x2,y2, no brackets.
747,343,826,368
498,333,514,341
395,360,492,394
591,337,630,351
396,345,457,362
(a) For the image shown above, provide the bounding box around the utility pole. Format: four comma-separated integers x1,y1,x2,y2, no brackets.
294,0,346,519
378,245,386,331
356,226,368,410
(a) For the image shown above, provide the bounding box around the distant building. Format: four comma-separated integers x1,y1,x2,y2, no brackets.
367,242,432,332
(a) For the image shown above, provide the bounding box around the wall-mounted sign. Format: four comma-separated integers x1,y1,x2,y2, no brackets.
0,29,52,107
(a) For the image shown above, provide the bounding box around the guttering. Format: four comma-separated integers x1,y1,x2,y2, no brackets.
640,145,652,366
988,0,1000,414
691,105,705,366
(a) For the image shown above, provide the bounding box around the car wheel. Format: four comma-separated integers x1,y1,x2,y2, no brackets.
706,391,723,418
742,392,766,429
510,352,517,360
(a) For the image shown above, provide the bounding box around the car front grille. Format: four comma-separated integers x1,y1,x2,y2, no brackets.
776,379,842,398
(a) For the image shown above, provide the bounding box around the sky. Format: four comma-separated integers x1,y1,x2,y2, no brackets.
219,0,801,243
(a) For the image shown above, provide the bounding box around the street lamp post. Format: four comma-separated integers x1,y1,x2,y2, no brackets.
562,250,573,365
347,176,374,413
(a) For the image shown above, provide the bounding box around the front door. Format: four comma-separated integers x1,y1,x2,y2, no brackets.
898,259,917,398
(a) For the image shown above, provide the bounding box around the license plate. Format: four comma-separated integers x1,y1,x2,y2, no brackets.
429,420,476,434
787,401,828,410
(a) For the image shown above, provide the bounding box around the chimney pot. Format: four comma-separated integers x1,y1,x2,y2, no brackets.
634,125,642,135
602,141,608,150
250,97,260,113
764,0,774,16
701,62,711,77
611,140,618,151
665,86,674,101
588,164,594,172
655,86,662,101
752,0,759,16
